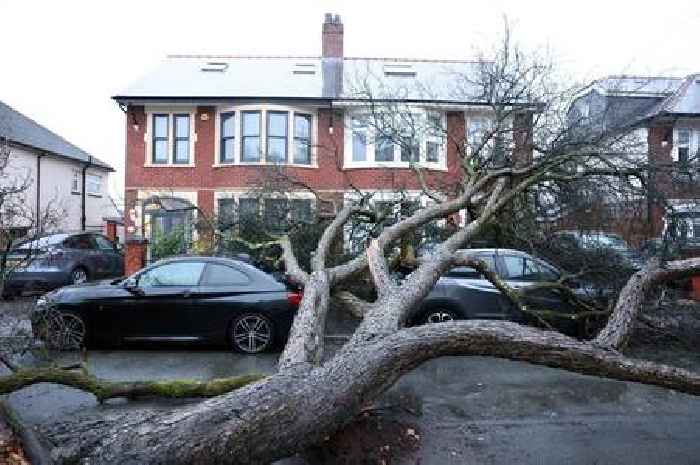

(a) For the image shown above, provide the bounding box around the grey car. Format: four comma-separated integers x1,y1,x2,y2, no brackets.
409,249,587,332
4,232,124,296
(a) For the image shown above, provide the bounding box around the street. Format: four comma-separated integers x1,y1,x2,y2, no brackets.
6,350,700,464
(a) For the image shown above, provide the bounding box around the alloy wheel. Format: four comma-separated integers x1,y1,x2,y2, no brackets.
424,309,455,324
49,313,86,350
71,268,88,285
232,314,273,354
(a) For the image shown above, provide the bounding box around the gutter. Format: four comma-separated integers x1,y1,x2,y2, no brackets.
81,156,93,231
111,95,541,109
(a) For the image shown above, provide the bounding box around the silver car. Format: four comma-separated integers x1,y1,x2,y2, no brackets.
410,248,591,333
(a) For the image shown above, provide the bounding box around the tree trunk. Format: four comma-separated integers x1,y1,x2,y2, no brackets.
39,321,700,465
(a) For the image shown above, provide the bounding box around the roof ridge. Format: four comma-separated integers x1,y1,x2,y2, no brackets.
167,54,321,59
0,99,111,169
166,54,483,64
0,100,89,156
597,74,685,82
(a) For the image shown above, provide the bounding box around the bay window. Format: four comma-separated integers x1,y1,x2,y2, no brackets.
400,134,420,162
290,199,313,224
264,199,289,234
218,107,314,165
375,134,394,162
220,112,235,163
266,112,288,163
352,117,368,161
293,114,312,164
242,111,262,162
345,111,446,168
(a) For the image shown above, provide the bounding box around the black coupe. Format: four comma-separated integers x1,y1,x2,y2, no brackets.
32,256,302,354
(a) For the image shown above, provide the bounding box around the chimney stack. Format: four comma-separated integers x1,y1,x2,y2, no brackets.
322,13,343,58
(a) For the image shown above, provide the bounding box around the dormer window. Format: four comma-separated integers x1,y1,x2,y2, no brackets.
383,64,416,77
201,62,228,72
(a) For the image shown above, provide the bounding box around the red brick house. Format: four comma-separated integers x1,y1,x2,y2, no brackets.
567,74,700,249
114,14,530,265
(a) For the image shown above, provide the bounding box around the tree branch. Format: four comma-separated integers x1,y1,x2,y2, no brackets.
595,257,700,350
0,368,264,402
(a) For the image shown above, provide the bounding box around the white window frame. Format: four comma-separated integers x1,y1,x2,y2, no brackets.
144,107,197,167
213,105,318,168
342,190,437,252
343,109,447,170
71,170,80,194
213,190,317,233
86,173,102,196
673,127,696,163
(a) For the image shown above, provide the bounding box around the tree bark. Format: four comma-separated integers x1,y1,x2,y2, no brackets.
595,257,700,350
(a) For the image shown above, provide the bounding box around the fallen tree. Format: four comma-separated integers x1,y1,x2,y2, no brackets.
3,26,700,465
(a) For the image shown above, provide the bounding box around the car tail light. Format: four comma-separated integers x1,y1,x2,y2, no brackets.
287,291,303,308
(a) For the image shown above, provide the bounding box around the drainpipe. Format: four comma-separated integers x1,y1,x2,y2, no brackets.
36,154,43,234
81,156,93,231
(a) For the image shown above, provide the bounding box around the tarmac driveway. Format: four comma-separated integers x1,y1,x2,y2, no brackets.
5,348,700,464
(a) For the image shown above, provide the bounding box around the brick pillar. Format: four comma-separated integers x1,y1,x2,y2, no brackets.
648,123,674,237
513,111,534,167
104,220,118,241
125,237,148,276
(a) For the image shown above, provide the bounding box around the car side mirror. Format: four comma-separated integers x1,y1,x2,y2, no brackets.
123,277,144,295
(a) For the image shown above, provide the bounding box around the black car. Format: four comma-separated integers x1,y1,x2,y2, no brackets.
409,249,598,333
4,232,124,296
32,256,302,354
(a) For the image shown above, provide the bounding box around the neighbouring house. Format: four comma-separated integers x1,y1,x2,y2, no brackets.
567,74,700,252
115,13,533,267
0,100,118,241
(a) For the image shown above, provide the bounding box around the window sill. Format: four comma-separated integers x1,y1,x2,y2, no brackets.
71,190,81,196
87,193,103,198
212,162,318,169
343,162,448,172
143,163,196,168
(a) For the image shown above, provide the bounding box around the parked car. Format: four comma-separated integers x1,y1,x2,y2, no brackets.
4,232,123,297
553,230,645,270
408,248,601,334
31,256,302,354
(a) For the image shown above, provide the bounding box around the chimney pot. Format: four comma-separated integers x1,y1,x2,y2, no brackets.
322,13,344,58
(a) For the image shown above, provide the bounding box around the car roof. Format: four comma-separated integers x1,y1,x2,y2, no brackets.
150,255,276,278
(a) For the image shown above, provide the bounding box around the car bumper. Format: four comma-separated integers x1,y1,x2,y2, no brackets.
5,270,71,293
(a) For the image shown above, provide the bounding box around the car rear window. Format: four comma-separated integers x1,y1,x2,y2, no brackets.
201,263,251,286
446,255,495,279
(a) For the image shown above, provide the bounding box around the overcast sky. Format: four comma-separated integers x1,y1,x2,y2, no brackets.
0,0,698,200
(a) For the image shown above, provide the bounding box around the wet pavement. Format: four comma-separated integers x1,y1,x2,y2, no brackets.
5,348,700,464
